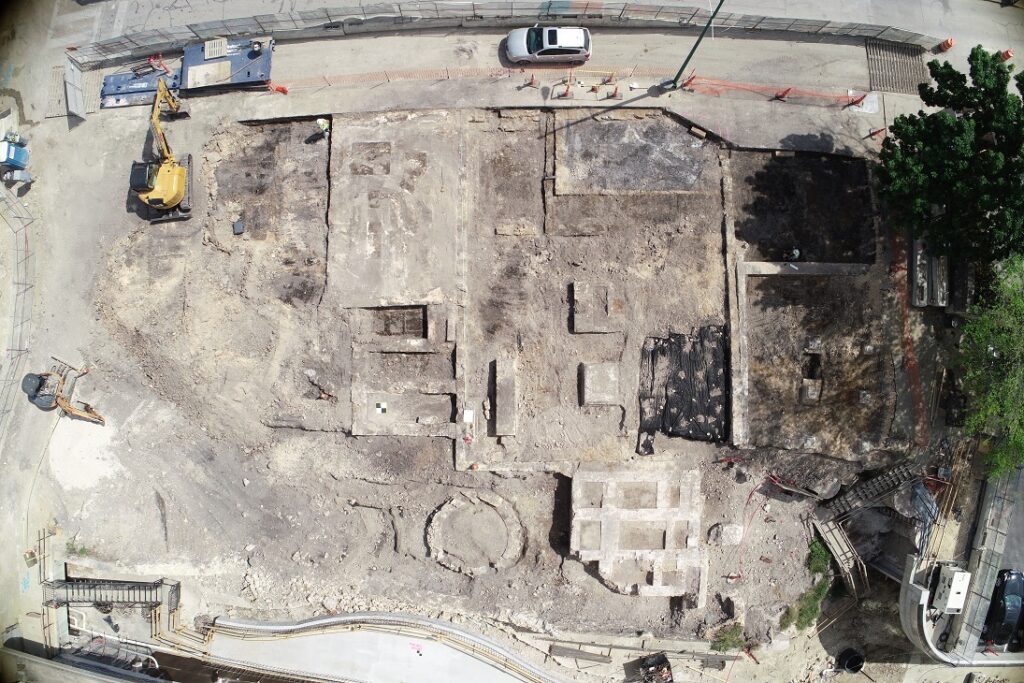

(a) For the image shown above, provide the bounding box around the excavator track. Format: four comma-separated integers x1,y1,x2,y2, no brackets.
180,153,193,213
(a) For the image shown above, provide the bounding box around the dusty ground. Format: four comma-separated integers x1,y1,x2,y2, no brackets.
0,2,1013,678
0,74,936,683
26,108,837,649
465,109,726,466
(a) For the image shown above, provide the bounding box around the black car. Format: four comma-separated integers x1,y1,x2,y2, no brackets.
982,569,1024,646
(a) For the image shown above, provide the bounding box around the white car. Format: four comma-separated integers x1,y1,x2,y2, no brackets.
505,25,592,65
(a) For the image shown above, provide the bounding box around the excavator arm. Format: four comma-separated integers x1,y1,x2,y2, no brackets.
54,393,106,425
132,76,193,219
150,78,181,163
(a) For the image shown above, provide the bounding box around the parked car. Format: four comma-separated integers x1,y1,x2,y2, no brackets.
982,569,1023,646
505,25,591,65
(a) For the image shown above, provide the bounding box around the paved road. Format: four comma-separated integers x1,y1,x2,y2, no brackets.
217,26,888,155
210,629,530,683
270,29,871,92
1001,467,1024,571
56,0,1024,67
207,614,561,683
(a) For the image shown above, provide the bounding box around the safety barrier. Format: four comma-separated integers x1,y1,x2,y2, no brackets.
0,186,35,445
66,1,939,68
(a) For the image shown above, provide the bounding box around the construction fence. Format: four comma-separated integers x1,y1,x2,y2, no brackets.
67,1,940,68
0,186,35,443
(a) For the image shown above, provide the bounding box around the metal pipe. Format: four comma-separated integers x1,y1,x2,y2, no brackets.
668,0,726,88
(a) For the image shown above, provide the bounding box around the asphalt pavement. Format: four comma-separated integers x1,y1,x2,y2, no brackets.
208,628,537,683
1001,467,1024,572
54,0,1024,72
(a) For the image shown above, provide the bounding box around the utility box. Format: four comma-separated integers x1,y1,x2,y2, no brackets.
0,141,29,170
933,565,971,614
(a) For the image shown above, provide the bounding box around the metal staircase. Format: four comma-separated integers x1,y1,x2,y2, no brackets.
810,462,924,599
812,515,871,598
44,578,169,608
825,463,919,520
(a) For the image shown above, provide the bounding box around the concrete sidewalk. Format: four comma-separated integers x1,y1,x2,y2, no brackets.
205,29,889,155
209,629,533,683
207,614,563,683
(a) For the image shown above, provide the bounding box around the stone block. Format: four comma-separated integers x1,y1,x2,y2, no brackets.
572,282,624,333
721,524,744,546
580,362,619,406
495,355,518,436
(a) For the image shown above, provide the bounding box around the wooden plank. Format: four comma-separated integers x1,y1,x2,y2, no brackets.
64,55,86,118
549,644,612,663
45,66,67,119
185,60,231,89
84,68,102,114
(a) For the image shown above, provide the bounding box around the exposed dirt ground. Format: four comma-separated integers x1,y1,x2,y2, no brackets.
465,110,726,466
744,274,897,456
730,152,876,263
26,108,917,676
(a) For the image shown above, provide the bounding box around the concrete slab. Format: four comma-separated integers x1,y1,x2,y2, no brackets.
556,114,715,195
208,628,528,683
323,110,464,309
571,282,624,334
580,362,620,407
494,355,518,436
570,463,706,603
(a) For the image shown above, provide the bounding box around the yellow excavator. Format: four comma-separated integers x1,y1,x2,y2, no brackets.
129,78,193,222
26,359,105,425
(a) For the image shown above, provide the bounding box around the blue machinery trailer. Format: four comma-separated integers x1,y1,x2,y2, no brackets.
101,37,274,108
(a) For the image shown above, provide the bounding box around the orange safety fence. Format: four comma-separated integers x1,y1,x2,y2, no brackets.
889,232,931,447
278,64,869,109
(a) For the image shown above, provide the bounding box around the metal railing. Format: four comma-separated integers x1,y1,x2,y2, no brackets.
44,579,170,608
67,1,939,68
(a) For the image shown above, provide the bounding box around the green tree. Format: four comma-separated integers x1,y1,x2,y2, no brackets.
878,46,1024,261
710,622,745,652
961,255,1024,475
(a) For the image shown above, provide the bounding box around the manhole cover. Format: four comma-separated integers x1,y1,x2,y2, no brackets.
866,39,930,95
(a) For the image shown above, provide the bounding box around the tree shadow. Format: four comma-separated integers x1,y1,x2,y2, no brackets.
732,133,873,263
731,132,905,452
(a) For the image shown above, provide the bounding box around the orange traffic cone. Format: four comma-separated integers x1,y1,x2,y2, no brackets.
845,93,867,108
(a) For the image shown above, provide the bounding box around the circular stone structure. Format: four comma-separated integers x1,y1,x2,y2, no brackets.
426,491,524,576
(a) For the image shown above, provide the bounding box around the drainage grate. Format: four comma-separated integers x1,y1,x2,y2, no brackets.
866,39,930,95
